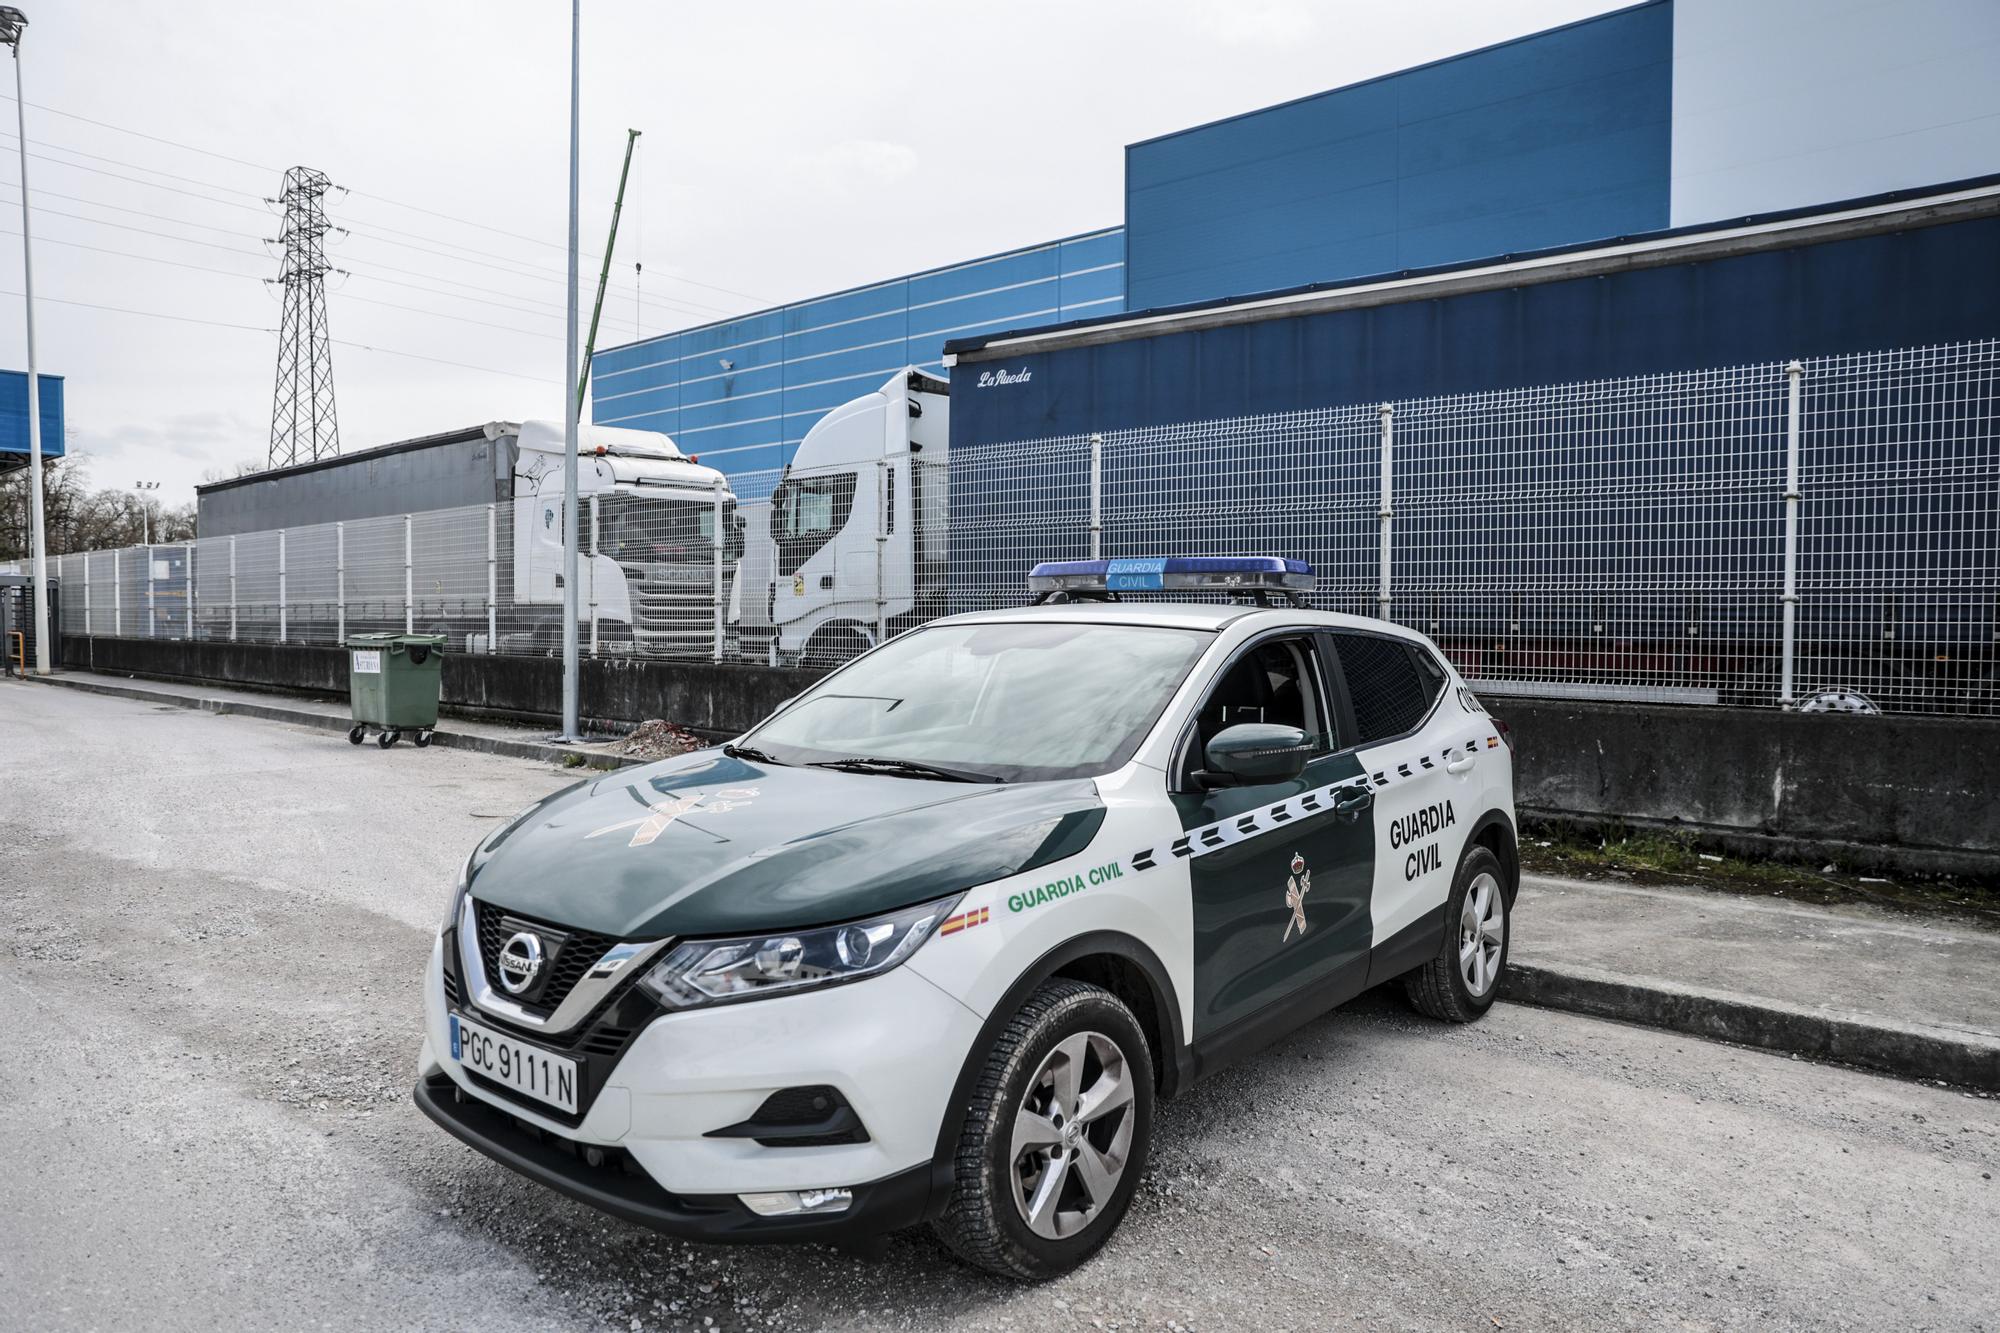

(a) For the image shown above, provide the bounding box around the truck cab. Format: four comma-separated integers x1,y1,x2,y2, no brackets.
505,420,744,657
759,370,948,666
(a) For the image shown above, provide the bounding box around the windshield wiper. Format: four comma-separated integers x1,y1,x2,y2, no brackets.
722,742,786,765
807,756,1000,784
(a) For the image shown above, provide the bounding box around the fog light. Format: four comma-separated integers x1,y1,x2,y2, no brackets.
738,1187,854,1217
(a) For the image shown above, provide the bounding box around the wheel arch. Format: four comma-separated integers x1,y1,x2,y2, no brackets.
924,931,1189,1216
1464,808,1520,905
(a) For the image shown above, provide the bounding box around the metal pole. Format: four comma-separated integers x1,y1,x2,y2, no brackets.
183,539,194,639
1781,360,1803,706
146,543,156,639
587,493,599,658
559,0,583,739
335,522,346,644
277,529,288,643
228,536,237,642
712,478,725,662
485,502,497,653
81,552,90,632
1088,432,1103,559
113,548,121,636
11,28,49,672
1377,404,1395,618
403,514,414,634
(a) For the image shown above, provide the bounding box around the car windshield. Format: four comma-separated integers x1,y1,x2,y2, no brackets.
746,620,1212,783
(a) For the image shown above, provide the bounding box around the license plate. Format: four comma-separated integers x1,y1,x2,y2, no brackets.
450,1013,579,1114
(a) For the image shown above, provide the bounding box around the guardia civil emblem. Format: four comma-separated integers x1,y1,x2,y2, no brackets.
588,786,761,848
1283,852,1311,941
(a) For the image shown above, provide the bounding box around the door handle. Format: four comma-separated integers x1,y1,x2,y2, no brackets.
1445,754,1476,775
1332,786,1374,820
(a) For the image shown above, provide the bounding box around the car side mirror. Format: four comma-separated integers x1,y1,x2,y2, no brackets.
1200,723,1312,787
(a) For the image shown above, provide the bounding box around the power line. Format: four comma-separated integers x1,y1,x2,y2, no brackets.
0,129,268,202
0,148,274,215
337,291,561,342
0,195,272,259
0,180,262,241
0,224,268,280
0,91,279,175
331,336,558,384
0,286,273,333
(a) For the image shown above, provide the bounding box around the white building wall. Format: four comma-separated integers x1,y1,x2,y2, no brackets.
1670,0,2000,226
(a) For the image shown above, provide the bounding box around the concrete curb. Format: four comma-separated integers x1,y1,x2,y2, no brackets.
28,673,644,772
1501,961,2000,1092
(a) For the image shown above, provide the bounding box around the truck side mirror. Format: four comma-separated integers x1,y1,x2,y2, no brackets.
1200,723,1311,787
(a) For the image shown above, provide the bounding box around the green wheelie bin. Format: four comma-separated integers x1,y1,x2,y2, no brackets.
346,632,445,749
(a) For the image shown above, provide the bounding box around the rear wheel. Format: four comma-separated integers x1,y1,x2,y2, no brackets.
1404,845,1509,1023
934,979,1153,1280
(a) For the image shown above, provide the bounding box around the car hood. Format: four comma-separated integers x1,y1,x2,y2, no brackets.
467,749,1104,940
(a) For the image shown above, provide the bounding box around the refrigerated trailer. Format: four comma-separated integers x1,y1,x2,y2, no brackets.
195,420,743,657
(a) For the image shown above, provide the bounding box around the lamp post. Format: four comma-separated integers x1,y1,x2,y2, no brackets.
558,0,582,739
0,6,48,675
135,479,159,546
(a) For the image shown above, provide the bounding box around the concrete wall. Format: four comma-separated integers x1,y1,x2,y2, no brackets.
1505,698,2000,879
58,635,820,739
55,636,1997,877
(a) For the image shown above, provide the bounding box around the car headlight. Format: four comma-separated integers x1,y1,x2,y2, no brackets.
637,894,962,1009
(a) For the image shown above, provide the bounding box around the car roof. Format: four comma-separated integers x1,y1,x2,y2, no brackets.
932,601,1429,639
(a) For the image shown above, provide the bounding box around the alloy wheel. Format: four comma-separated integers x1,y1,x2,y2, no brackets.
1458,870,1504,996
1008,1030,1136,1240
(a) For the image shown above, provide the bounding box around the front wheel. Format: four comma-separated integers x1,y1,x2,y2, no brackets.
934,979,1154,1280
1404,844,1509,1022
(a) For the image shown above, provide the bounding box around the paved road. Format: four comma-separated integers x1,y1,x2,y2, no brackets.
4,683,1996,1332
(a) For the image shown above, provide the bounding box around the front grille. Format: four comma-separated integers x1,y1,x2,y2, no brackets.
620,563,719,648
474,901,619,1016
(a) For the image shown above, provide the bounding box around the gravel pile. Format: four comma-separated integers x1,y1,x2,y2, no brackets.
615,719,705,761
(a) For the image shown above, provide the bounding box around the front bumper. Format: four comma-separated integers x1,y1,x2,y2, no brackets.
413,1071,939,1243
418,929,985,1229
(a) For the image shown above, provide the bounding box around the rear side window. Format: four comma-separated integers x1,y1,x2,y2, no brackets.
1330,632,1434,744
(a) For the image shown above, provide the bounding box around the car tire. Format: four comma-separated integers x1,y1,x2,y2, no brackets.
1404,844,1509,1023
933,979,1154,1280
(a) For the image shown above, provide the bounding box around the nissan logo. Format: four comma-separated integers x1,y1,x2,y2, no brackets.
497,931,544,995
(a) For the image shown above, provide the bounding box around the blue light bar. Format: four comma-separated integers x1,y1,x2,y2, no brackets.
1028,556,1314,597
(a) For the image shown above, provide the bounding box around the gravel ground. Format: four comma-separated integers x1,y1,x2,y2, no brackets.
3,683,1997,1332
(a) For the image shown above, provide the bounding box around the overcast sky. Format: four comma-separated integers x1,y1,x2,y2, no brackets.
6,0,1620,507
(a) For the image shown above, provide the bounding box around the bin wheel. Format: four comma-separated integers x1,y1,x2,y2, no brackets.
414,729,433,748
379,730,399,749
347,725,365,746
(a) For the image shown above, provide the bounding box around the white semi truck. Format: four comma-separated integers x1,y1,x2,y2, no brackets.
738,369,949,666
196,419,743,657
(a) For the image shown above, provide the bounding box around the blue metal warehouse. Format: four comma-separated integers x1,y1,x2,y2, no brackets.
588,0,1999,485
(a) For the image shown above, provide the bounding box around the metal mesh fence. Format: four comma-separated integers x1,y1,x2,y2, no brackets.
43,338,1999,715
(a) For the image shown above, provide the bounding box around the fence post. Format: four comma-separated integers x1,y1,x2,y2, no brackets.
1780,360,1804,706
403,514,414,634
183,540,195,639
82,553,91,632
1377,404,1395,618
873,460,888,647
587,493,600,658
1089,432,1103,559
113,548,122,636
712,477,726,662
335,522,346,644
228,537,237,642
485,503,497,654
146,545,157,639
278,529,288,644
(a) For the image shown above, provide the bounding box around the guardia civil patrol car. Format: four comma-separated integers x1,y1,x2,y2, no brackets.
416,557,1517,1279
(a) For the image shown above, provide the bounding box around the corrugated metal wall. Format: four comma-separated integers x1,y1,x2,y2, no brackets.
1121,2,1674,311
589,230,1124,495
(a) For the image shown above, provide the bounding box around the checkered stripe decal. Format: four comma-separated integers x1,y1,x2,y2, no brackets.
1126,734,1498,872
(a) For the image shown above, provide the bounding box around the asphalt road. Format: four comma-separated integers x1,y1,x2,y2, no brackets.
4,683,1996,1332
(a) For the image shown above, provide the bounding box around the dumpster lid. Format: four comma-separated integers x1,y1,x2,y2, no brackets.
347,633,446,648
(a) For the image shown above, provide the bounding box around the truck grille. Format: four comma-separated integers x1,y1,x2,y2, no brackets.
473,901,620,1017
620,563,718,652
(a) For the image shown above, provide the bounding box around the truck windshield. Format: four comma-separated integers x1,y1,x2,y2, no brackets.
598,494,743,564
745,620,1212,783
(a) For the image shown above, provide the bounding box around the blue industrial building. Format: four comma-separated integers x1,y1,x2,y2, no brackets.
0,370,64,471
590,0,1999,484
